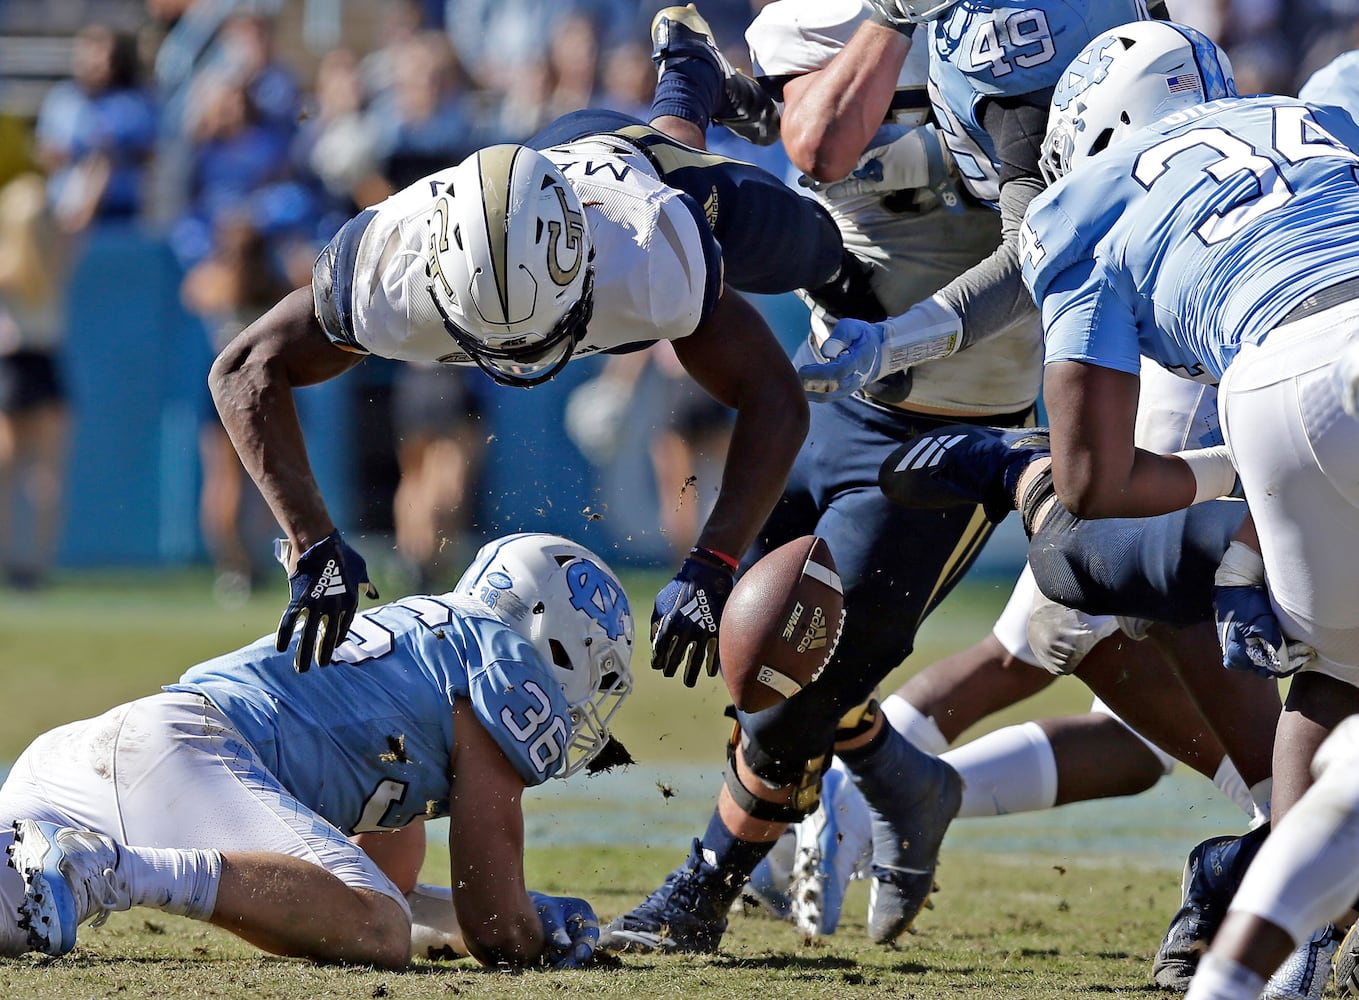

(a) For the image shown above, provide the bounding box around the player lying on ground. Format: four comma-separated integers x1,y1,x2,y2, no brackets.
1,532,632,970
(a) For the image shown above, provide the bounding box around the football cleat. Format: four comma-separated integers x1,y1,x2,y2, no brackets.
846,739,963,946
790,764,873,937
599,839,733,953
735,829,794,921
879,424,1051,524
8,819,132,956
650,4,781,145
1152,827,1269,991
1261,923,1343,1000
1332,921,1359,996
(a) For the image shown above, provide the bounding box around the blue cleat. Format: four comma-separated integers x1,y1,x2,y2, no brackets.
879,424,1050,523
7,819,131,957
790,764,873,937
1261,923,1342,1000
599,839,734,953
1152,826,1269,990
650,4,781,145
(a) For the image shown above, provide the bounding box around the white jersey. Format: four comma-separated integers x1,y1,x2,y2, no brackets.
747,0,1041,415
316,136,718,364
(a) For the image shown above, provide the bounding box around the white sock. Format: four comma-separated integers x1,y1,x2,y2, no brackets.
1184,952,1267,1000
941,721,1058,818
881,695,949,756
1212,758,1257,821
1249,778,1273,827
119,845,222,920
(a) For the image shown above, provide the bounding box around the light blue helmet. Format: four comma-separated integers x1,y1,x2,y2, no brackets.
1040,20,1236,183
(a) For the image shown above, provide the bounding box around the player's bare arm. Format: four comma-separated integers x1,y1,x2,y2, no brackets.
1044,360,1199,518
208,286,362,554
352,822,426,896
780,21,912,182
671,289,809,560
445,700,545,967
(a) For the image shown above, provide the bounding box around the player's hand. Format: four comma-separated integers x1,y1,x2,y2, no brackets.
528,892,598,969
798,319,886,402
651,547,736,686
1212,540,1314,679
802,125,961,213
275,530,378,671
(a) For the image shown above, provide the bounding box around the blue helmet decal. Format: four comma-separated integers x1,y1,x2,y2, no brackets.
1173,23,1236,101
566,559,631,641
1052,35,1119,113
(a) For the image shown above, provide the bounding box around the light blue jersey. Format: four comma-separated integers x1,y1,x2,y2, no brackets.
1022,95,1359,382
167,595,573,835
926,0,1148,205
1298,51,1359,122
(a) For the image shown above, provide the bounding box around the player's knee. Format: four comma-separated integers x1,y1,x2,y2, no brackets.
343,890,414,969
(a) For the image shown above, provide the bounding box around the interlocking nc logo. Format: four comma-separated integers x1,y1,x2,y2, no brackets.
1052,35,1118,112
796,606,828,653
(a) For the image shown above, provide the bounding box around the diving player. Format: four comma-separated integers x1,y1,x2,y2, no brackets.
209,9,852,679
0,533,633,969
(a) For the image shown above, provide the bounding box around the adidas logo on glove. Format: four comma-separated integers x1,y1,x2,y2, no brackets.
310,559,347,600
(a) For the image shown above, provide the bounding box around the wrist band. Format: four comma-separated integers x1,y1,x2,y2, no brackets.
1172,444,1237,505
694,546,739,572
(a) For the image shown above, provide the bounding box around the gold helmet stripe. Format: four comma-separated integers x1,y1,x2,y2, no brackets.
477,144,521,323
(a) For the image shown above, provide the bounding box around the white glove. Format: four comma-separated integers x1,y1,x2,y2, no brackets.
802,124,961,213
799,295,964,400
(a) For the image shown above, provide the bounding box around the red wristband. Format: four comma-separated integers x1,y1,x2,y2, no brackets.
694,546,739,572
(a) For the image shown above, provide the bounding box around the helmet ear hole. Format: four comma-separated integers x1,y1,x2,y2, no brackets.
548,638,573,670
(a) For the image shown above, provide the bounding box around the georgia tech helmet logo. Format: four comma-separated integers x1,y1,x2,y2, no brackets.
429,195,455,300
545,185,585,288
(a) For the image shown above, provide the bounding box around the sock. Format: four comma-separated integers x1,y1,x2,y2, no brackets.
1212,758,1257,822
651,56,722,129
941,721,1057,818
1183,952,1267,1000
119,845,222,920
700,809,778,900
839,722,946,810
880,694,950,756
1249,778,1273,827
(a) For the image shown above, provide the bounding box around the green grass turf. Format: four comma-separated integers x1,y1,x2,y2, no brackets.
0,569,1194,998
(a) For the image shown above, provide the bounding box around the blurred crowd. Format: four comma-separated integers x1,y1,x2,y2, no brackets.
0,0,1353,596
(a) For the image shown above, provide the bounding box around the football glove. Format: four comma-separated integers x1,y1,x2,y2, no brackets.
799,296,963,401
1213,540,1315,679
651,547,735,686
801,125,962,214
275,530,378,671
528,892,598,969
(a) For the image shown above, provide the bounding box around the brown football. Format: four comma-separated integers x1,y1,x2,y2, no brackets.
719,535,845,713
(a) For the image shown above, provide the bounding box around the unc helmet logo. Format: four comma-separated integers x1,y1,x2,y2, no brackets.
1051,36,1119,113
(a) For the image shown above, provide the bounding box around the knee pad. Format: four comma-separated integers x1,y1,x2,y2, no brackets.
1026,598,1120,676
723,721,825,822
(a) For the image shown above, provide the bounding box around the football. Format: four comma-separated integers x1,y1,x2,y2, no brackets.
719,535,846,713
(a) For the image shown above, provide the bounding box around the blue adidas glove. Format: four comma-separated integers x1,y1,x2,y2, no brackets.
275,530,378,671
798,319,886,402
529,892,598,969
1213,541,1314,679
651,547,735,686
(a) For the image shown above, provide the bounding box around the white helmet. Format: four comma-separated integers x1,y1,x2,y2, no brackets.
1040,20,1236,184
426,145,595,387
454,532,633,777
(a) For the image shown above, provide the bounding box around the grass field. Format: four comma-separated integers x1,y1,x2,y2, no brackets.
0,568,1222,998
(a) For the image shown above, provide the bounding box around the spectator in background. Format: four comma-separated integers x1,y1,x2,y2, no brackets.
34,25,157,234
369,31,482,190
593,38,657,119
0,175,69,591
390,364,489,592
493,12,604,139
179,214,291,604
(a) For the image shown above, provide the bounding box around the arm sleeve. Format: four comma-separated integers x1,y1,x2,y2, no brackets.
934,94,1049,348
